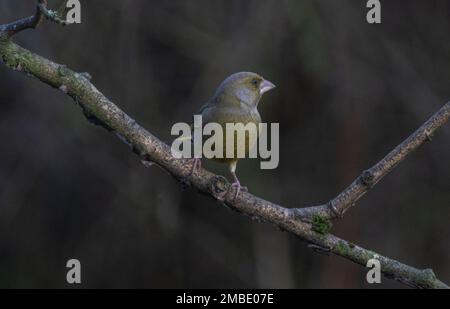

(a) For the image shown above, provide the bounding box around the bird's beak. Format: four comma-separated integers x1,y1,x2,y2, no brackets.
260,79,276,95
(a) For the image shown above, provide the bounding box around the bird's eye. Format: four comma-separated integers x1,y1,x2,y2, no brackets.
251,79,259,87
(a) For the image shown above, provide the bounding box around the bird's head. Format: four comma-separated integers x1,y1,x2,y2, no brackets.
213,72,276,107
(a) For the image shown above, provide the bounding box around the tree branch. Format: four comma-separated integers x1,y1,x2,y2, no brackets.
38,0,71,26
0,5,449,289
0,0,71,38
295,103,450,219
0,1,46,38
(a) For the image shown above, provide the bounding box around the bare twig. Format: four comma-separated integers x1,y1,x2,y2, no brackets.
0,3,449,289
38,0,71,26
295,103,450,219
0,0,47,38
0,0,70,38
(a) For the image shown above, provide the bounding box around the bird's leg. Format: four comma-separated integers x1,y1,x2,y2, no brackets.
189,157,202,176
229,171,245,199
217,161,247,201
172,134,201,176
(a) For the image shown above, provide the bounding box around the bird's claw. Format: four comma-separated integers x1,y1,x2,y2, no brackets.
189,158,202,176
230,182,240,200
216,180,246,201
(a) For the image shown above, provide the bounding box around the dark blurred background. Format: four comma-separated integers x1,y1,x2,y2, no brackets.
0,0,449,288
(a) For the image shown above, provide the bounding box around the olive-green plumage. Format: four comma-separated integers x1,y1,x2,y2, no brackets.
196,72,275,198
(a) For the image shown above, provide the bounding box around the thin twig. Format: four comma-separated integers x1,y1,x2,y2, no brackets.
295,103,450,219
0,0,70,38
0,0,46,38
38,1,71,26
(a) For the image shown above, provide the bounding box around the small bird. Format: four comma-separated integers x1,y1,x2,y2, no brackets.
192,72,276,199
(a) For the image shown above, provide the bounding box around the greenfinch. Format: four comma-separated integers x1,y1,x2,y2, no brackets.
192,72,275,199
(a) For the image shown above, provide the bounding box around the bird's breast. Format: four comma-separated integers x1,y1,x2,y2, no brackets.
201,106,261,161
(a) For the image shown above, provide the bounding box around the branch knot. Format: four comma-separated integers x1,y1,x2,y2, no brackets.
327,200,343,218
361,169,375,188
209,175,229,198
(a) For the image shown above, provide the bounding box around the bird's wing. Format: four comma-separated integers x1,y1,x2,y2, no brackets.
202,104,261,125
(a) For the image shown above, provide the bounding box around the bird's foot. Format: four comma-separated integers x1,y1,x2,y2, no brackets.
188,158,202,176
230,180,247,199
217,179,247,201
